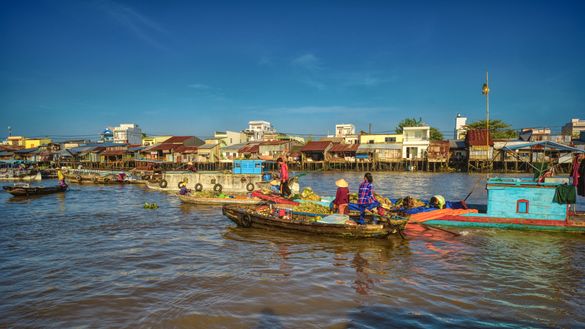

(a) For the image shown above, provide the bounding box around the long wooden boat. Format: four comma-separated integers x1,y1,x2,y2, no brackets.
0,172,42,181
3,184,67,196
423,177,585,233
179,194,262,205
222,204,408,239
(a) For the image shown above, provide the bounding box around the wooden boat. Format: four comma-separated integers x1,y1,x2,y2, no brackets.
0,172,42,181
179,194,262,205
222,204,408,239
3,184,67,196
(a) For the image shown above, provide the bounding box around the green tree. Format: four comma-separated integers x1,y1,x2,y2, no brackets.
395,117,444,141
464,119,517,139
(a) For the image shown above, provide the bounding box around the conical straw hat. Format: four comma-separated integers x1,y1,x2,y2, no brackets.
335,179,349,188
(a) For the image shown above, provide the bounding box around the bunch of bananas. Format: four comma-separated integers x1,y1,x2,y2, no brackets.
144,202,159,209
394,196,426,209
374,193,393,209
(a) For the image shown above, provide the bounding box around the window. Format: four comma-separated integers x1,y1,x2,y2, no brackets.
368,140,374,144
385,137,396,143
516,199,529,214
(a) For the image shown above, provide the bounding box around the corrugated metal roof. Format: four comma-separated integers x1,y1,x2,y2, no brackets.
197,143,218,150
101,150,127,156
465,129,494,146
239,143,260,153
330,144,359,152
174,146,198,153
222,143,248,151
300,141,332,152
164,136,193,144
148,144,178,151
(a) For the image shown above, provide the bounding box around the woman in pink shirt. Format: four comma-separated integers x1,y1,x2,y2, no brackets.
277,158,291,197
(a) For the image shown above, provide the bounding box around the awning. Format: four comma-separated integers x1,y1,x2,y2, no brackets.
502,141,584,153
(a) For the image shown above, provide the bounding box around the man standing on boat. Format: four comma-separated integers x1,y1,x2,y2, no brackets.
357,173,379,224
276,157,291,197
57,168,67,188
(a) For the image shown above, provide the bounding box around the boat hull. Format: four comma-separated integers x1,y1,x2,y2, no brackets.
222,205,405,239
424,215,585,233
3,185,67,197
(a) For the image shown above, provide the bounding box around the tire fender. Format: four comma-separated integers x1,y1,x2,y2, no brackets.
213,183,223,193
246,183,255,192
194,183,203,192
241,214,252,228
159,179,168,188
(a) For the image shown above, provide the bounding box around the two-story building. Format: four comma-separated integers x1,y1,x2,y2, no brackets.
402,126,430,159
359,133,403,144
245,120,275,141
214,131,248,146
113,123,143,145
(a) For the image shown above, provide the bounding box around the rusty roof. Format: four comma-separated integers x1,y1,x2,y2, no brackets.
163,136,193,144
330,143,359,152
466,129,494,146
148,143,179,151
239,143,260,153
300,141,332,152
101,150,127,156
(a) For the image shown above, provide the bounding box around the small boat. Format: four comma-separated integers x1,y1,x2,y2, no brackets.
222,204,408,239
178,194,262,206
3,184,68,197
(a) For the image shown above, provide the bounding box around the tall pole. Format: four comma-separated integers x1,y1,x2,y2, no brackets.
482,71,490,160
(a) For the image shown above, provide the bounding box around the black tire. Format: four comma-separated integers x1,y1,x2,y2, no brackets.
213,183,222,193
75,175,82,182
142,175,150,180
241,214,252,228
178,181,185,189
246,183,255,192
194,183,203,192
159,179,168,188
103,177,110,183
92,177,99,183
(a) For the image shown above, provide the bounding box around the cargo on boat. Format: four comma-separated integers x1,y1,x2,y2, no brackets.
3,184,67,196
222,204,407,239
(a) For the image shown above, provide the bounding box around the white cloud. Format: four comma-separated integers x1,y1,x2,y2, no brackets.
291,53,321,70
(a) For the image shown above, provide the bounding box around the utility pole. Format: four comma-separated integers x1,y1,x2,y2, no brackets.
368,123,372,134
8,126,12,137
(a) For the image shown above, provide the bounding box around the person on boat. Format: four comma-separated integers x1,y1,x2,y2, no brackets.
179,181,189,195
276,157,291,197
333,178,350,214
429,195,446,209
57,168,67,187
357,173,379,224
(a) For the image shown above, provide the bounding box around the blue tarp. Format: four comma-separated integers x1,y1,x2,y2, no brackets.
502,141,584,153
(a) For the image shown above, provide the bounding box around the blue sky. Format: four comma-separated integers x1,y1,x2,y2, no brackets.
1,0,584,140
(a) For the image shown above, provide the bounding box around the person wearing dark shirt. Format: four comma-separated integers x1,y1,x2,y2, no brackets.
333,179,350,214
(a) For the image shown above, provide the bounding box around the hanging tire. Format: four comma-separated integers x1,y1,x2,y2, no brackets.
246,183,255,192
178,181,185,188
103,177,110,183
75,175,82,182
159,180,168,188
241,214,252,228
213,183,222,193
194,183,203,192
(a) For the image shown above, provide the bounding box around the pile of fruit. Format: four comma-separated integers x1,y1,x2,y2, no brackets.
300,187,321,201
191,191,217,198
374,193,392,209
394,196,426,209
293,202,331,215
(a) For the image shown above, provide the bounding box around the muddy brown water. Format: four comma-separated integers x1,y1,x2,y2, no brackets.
1,172,584,328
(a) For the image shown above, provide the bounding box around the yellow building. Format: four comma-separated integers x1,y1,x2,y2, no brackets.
359,133,403,144
142,135,171,146
6,136,26,147
24,138,52,149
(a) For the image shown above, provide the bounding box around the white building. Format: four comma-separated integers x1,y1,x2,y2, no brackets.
246,120,275,141
562,118,585,139
402,126,430,159
334,123,358,144
454,113,467,140
214,131,248,146
113,123,143,145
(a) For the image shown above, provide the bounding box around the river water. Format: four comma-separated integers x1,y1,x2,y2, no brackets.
1,172,584,328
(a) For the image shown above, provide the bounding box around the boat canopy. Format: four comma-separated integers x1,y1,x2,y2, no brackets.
501,141,584,153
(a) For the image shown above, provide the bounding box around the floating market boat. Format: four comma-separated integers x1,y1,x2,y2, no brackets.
178,193,262,205
423,142,585,233
222,204,408,239
3,184,67,197
0,171,42,181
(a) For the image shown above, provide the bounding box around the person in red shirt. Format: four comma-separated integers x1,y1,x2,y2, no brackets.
277,157,291,197
333,178,350,214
